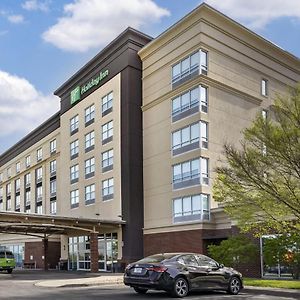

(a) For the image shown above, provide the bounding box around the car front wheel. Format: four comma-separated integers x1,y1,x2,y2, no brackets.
227,276,241,295
171,277,189,298
133,287,148,294
7,269,13,274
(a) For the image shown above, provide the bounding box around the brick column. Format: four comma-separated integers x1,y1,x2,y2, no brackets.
90,233,98,273
42,238,48,271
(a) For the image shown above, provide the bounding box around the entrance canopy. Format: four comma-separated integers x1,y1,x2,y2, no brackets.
0,211,125,237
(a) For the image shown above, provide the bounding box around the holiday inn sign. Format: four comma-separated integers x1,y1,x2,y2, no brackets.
70,69,109,104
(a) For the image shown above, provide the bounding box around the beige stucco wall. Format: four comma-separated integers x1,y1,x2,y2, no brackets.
59,73,122,222
141,6,300,234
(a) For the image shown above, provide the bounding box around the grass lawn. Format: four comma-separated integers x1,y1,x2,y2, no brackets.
244,278,300,289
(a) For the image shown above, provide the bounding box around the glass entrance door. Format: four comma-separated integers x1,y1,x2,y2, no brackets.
98,233,118,272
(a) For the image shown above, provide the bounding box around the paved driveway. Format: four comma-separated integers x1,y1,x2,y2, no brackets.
0,270,299,300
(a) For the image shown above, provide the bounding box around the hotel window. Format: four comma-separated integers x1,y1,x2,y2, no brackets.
36,186,43,202
15,194,20,210
7,198,11,210
70,189,79,208
25,190,31,206
25,173,31,187
102,149,113,172
50,179,57,196
16,162,21,173
6,183,11,195
102,121,113,143
85,184,95,205
70,139,79,159
261,79,268,96
0,199,3,211
85,157,95,179
70,164,79,183
85,104,95,125
102,178,114,200
0,173,2,182
15,178,20,192
172,50,207,86
85,131,95,152
50,139,57,154
36,204,43,214
173,194,210,223
102,91,113,116
70,115,79,134
7,167,11,178
172,122,208,155
172,157,208,189
50,201,57,215
37,148,43,161
0,187,2,200
262,109,268,155
50,160,57,175
36,167,43,182
25,155,31,168
172,86,208,121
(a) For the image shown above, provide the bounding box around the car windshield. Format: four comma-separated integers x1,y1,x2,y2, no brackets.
6,251,14,259
137,254,176,263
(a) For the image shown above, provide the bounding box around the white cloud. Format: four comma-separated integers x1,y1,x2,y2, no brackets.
22,0,50,12
0,70,59,139
206,0,300,29
42,0,170,52
7,14,24,24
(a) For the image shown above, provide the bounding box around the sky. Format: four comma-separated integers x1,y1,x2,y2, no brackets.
0,0,300,154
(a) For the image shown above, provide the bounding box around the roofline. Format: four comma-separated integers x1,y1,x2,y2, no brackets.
0,111,60,166
54,27,153,96
139,2,300,64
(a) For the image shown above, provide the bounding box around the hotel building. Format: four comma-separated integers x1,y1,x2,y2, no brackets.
139,4,300,277
0,28,151,272
0,4,299,276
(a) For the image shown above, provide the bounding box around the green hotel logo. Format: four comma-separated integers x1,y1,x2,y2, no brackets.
70,86,81,104
70,69,109,105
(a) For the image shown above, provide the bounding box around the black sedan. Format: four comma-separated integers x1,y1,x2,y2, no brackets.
124,253,243,298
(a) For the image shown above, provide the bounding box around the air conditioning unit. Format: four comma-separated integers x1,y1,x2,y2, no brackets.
202,177,209,185
202,141,208,149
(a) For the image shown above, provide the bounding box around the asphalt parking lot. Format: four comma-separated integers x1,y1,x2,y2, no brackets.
0,270,299,300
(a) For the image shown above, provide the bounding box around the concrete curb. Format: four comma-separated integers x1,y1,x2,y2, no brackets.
35,275,124,288
244,285,300,294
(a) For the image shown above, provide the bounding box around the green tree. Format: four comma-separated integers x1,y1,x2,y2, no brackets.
208,236,259,268
263,234,300,279
213,85,300,236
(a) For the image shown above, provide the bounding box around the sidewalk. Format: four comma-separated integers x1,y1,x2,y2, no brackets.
35,274,124,288
35,274,300,295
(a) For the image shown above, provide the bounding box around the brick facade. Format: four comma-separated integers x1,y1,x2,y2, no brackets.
90,233,99,273
24,241,60,269
144,228,262,278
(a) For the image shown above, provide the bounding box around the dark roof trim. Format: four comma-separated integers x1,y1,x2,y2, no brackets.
0,112,60,167
54,27,152,97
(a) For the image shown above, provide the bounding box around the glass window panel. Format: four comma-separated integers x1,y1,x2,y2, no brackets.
172,131,181,149
190,87,199,104
191,52,199,68
183,197,192,215
192,195,201,214
181,127,190,145
191,123,199,141
200,51,207,68
201,158,208,175
173,199,182,217
181,92,190,109
181,57,189,73
202,194,209,210
201,122,207,140
172,97,180,113
172,63,180,78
